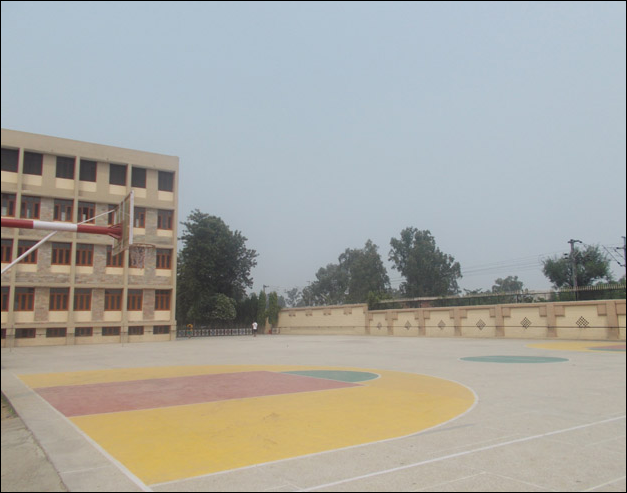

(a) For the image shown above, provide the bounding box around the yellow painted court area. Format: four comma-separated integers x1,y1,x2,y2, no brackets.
527,341,626,352
22,365,475,485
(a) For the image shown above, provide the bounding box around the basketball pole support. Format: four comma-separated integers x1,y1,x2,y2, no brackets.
0,217,123,275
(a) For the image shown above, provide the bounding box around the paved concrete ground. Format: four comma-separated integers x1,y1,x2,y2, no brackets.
1,335,625,492
2,394,67,492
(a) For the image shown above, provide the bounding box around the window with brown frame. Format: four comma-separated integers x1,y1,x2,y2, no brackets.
23,152,43,175
107,204,117,225
1,239,12,263
15,328,36,339
46,327,67,338
20,196,40,219
128,326,144,335
106,246,124,267
109,163,127,186
155,290,171,311
49,288,69,311
56,156,75,179
77,201,95,224
127,289,143,311
53,199,73,222
157,209,173,230
105,289,123,311
153,325,170,335
1,148,19,172
14,287,35,311
17,240,37,264
156,249,172,269
75,244,94,266
158,171,174,192
74,289,92,311
75,327,93,337
1,286,9,312
79,159,97,182
102,326,121,336
134,207,146,228
1,193,16,217
131,167,146,188
51,243,72,265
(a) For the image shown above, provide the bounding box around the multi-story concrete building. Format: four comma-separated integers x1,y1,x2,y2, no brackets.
1,128,178,347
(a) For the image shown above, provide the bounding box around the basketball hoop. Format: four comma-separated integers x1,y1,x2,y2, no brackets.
129,243,155,269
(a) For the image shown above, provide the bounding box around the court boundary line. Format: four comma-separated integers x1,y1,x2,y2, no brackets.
296,415,626,492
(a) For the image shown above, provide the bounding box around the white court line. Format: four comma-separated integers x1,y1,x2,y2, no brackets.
582,475,626,492
298,415,626,492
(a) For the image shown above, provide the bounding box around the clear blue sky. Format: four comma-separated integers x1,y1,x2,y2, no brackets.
2,1,625,295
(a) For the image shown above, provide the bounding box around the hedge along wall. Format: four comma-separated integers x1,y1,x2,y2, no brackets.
277,299,626,340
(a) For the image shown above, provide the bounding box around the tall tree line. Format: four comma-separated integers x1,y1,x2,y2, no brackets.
176,209,621,322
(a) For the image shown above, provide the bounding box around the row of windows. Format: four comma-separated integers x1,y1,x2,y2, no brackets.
1,240,172,269
1,287,172,312
1,193,174,229
1,148,174,191
2,326,171,339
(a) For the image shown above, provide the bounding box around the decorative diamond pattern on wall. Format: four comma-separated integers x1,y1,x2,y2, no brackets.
377,322,383,330
404,321,411,330
476,319,486,330
438,320,446,330
576,316,590,328
521,317,532,329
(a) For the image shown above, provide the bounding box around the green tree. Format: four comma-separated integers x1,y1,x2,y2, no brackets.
235,292,258,326
209,294,237,322
177,210,258,325
492,276,524,293
339,240,390,303
257,290,267,327
309,263,348,305
284,288,302,307
307,240,390,305
389,228,462,297
267,291,280,328
542,245,614,289
300,284,314,306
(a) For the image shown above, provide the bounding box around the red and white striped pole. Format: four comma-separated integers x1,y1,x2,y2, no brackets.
1,218,122,239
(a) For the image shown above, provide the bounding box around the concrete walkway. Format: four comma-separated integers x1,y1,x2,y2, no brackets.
1,335,625,492
1,395,66,492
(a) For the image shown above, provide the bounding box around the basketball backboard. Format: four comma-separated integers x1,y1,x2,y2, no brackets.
112,190,134,255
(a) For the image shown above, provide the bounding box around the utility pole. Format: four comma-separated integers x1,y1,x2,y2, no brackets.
620,236,626,280
568,239,582,300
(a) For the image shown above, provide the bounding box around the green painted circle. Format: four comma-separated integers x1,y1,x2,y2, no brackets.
461,355,568,364
282,370,379,382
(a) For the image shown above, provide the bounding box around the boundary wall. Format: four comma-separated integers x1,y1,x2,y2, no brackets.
277,299,626,341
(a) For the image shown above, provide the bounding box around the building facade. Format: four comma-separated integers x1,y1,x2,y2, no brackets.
1,128,179,347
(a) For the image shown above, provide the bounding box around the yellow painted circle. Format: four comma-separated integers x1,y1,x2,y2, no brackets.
528,341,626,353
21,365,475,485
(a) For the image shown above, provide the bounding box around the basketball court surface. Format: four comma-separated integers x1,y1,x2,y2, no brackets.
1,335,625,491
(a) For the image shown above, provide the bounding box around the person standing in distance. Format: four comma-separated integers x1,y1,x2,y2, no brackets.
252,321,258,337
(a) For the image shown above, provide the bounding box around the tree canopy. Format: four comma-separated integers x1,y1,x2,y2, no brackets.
492,275,524,293
305,240,390,305
177,210,258,325
389,228,461,297
542,244,614,289
340,240,391,303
